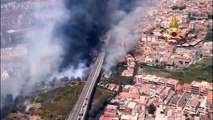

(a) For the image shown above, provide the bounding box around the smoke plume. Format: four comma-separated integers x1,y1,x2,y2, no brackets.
103,1,154,72
1,0,67,110
1,0,154,114
55,0,146,70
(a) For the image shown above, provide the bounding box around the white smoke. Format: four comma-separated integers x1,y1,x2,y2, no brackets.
103,1,154,72
22,1,89,91
1,0,155,110
24,25,62,86
24,100,31,112
56,63,88,80
1,0,87,108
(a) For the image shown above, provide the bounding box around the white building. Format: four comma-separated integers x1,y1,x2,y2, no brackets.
199,97,207,114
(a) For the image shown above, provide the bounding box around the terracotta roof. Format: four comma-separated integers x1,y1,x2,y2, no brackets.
119,92,140,99
167,78,179,85
99,116,118,120
176,84,183,91
200,115,209,120
207,90,213,104
183,83,191,89
175,57,191,62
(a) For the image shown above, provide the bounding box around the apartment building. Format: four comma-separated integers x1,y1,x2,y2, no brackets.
185,97,200,114
191,81,200,94
191,81,210,96
166,78,179,90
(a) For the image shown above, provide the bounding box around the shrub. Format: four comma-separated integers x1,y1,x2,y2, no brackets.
171,6,178,10
148,103,156,114
34,96,43,103
53,95,62,102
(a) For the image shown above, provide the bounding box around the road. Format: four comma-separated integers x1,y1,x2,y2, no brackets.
67,52,105,120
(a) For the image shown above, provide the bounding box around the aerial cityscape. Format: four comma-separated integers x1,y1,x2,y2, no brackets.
1,0,212,120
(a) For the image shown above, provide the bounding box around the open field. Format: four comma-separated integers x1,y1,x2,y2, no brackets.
88,87,115,120
3,81,85,120
37,82,85,119
102,75,133,85
143,58,212,84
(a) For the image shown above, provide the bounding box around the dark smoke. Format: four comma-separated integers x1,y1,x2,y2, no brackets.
55,0,143,71
1,0,147,117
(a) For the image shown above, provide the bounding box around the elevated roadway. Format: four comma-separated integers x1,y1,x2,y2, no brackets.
67,52,105,120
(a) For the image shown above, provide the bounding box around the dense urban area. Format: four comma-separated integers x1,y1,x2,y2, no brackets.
1,0,213,120
99,0,213,120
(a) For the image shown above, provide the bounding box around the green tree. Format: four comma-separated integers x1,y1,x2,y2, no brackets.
179,5,186,10
148,103,156,114
88,109,97,118
127,78,133,85
53,95,62,102
205,30,213,41
208,14,213,19
76,77,81,81
100,98,108,106
34,96,43,103
56,115,65,120
184,113,188,117
188,29,196,34
171,6,178,10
